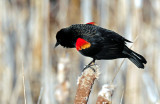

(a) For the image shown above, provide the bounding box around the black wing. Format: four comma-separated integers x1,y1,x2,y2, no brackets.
94,28,132,60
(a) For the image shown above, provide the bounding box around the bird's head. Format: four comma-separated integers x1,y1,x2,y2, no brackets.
55,28,77,48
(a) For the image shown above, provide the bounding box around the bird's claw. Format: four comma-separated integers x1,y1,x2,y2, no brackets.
83,64,96,72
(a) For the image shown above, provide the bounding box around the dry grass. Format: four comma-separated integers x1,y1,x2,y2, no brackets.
22,61,27,104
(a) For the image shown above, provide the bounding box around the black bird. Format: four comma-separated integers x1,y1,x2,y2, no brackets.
55,22,147,68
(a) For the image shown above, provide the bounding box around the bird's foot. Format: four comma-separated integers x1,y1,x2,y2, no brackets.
83,63,96,72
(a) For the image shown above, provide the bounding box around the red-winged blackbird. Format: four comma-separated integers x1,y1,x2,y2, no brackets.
55,22,147,68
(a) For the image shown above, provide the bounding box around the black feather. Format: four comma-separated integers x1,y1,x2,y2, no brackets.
123,46,147,69
55,24,147,68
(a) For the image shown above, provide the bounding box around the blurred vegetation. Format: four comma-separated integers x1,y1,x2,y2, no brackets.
0,0,160,104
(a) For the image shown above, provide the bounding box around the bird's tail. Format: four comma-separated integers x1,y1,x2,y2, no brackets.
123,46,147,69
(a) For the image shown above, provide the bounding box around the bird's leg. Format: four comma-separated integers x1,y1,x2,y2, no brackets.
83,59,96,72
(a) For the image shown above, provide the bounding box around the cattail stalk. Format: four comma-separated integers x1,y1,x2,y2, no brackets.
96,84,114,104
74,65,99,104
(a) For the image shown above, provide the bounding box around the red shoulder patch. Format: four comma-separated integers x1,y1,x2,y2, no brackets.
76,38,91,51
86,22,95,25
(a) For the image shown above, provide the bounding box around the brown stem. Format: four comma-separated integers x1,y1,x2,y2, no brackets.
96,96,111,104
96,84,114,104
74,65,99,104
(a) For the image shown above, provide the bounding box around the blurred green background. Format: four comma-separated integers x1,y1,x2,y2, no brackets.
0,0,160,104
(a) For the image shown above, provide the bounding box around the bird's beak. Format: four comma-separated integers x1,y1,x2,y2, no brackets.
55,42,60,48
